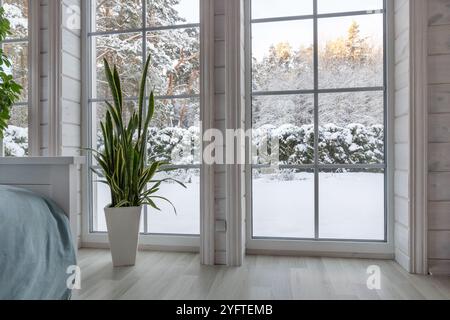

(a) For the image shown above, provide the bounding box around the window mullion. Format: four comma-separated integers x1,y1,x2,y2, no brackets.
251,9,384,24
88,23,200,37
142,0,149,235
313,0,320,240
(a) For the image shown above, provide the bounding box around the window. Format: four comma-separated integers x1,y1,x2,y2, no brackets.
87,0,200,235
1,0,29,157
250,0,386,241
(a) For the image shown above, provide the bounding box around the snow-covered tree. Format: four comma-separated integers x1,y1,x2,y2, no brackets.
2,0,29,131
3,125,28,157
95,0,199,129
253,20,384,132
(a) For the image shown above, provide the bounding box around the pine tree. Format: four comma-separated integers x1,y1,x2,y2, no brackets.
95,0,200,128
346,21,367,63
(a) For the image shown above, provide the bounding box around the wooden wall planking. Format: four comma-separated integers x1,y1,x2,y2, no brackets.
214,0,227,265
394,0,412,272
427,0,450,275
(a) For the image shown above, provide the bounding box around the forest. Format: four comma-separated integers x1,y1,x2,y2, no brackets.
4,0,384,166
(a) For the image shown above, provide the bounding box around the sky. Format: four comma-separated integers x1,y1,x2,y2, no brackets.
174,0,200,24
174,0,385,61
251,0,384,60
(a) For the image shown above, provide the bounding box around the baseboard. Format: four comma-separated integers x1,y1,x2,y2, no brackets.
428,259,450,276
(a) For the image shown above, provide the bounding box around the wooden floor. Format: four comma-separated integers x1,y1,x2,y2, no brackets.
72,249,450,300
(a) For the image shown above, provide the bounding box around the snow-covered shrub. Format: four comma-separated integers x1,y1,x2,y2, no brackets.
98,126,201,165
3,125,28,157
252,123,384,166
147,126,200,165
96,123,383,166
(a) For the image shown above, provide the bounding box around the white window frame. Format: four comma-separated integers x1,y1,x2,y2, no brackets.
244,0,395,258
81,0,204,251
0,0,38,157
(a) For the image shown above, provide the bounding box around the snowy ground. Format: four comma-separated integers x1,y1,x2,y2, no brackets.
96,175,200,235
95,172,384,240
252,172,384,240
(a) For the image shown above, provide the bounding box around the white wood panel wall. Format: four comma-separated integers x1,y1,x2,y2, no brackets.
394,0,412,272
207,0,246,266
213,0,227,265
39,0,50,156
61,0,82,157
61,0,82,248
427,0,450,275
33,0,83,247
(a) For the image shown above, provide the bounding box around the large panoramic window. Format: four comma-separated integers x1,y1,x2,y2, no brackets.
251,0,386,241
88,0,200,235
1,0,29,157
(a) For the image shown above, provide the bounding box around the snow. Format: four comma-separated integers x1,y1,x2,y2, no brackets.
96,171,200,235
3,125,28,157
95,172,384,240
253,172,384,240
3,3,28,32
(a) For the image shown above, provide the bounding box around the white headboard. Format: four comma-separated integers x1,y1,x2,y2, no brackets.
0,157,85,250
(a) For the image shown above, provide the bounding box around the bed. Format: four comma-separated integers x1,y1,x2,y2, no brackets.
0,157,83,300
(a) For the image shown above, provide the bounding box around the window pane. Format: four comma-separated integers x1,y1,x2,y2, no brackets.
318,91,384,165
319,170,385,240
147,169,200,235
318,15,384,89
94,179,109,232
3,0,28,39
89,0,201,237
94,0,142,32
252,20,314,91
93,33,142,99
147,0,199,27
318,0,383,14
253,169,315,238
2,42,28,102
252,95,314,165
148,98,200,166
250,0,386,242
146,28,200,96
4,106,28,157
251,0,313,19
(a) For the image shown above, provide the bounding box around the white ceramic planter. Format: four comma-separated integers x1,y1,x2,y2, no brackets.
104,206,142,267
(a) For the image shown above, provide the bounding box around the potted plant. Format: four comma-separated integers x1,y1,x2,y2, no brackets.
92,55,185,267
0,8,23,156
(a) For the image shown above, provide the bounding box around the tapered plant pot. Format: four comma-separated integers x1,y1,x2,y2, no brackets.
104,206,142,267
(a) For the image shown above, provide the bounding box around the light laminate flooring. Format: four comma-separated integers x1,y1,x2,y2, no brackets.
72,249,450,300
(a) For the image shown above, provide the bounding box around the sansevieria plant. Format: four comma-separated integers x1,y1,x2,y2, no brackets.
92,54,185,210
94,55,186,267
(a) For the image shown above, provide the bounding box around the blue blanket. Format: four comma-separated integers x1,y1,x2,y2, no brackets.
0,185,76,300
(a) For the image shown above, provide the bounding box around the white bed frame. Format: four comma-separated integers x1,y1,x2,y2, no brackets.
0,157,85,252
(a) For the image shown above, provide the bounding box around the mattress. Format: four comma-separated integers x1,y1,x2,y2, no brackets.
0,185,76,300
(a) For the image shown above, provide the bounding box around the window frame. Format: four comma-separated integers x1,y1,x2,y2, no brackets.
245,0,395,256
0,0,35,157
82,0,201,249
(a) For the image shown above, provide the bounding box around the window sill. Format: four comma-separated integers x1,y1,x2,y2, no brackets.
81,232,200,253
246,238,394,259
